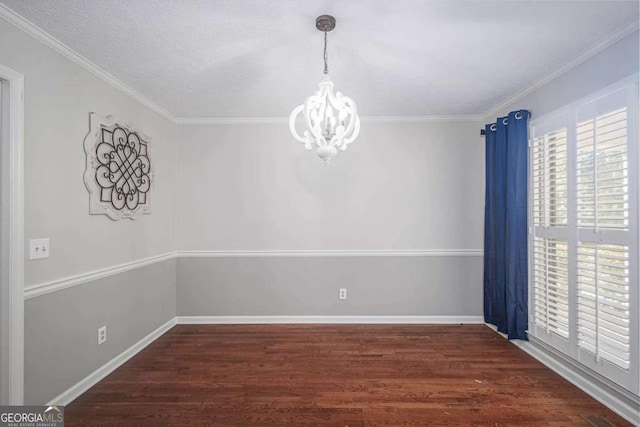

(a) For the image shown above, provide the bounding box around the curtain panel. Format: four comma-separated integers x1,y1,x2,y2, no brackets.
483,110,530,340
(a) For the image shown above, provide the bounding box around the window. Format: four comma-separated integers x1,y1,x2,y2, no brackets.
529,81,638,393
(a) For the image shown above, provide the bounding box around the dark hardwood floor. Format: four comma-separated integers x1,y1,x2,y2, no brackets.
66,324,632,426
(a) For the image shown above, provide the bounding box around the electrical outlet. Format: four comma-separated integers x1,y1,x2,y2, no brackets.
29,238,50,260
339,288,347,300
97,326,107,345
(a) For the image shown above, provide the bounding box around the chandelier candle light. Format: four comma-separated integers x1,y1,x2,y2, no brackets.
289,15,360,163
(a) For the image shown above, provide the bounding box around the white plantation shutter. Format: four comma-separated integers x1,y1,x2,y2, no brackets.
577,243,630,370
530,116,570,352
576,108,629,230
532,129,568,227
532,237,569,337
528,80,638,393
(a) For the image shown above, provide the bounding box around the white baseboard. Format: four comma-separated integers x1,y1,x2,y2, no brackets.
176,315,484,324
47,317,177,406
513,338,639,426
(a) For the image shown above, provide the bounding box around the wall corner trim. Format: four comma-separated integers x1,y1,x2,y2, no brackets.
0,3,176,123
176,316,485,325
46,317,177,406
0,63,25,405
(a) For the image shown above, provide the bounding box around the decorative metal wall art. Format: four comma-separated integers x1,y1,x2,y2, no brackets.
83,113,153,220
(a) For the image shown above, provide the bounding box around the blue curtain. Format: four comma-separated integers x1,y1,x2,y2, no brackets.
483,110,530,340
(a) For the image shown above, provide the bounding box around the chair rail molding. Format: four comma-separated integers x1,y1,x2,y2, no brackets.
24,249,483,299
176,249,484,258
24,252,175,300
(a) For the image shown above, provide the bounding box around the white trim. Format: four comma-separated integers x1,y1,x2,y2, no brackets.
47,317,177,406
0,4,176,123
482,20,639,120
175,115,483,125
24,252,175,300
177,249,484,258
177,315,484,325
514,337,640,425
0,64,24,405
364,115,482,123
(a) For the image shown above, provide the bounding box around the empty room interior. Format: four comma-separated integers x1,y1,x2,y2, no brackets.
0,1,639,426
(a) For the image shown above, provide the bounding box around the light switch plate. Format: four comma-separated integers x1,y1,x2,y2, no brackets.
29,238,50,260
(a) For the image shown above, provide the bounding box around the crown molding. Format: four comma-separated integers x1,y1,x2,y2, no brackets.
2,3,636,126
482,19,640,120
176,117,289,125
0,3,176,123
175,115,483,125
363,115,483,123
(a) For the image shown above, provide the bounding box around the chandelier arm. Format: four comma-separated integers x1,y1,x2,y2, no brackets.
343,115,360,146
289,105,313,149
305,100,324,147
328,106,355,148
342,98,358,133
306,89,331,147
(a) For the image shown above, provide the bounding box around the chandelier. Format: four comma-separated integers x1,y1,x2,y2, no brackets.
289,15,360,163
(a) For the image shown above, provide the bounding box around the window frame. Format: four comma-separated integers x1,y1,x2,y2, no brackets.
527,75,639,394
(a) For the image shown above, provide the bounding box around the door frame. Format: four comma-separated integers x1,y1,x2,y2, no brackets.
0,64,24,405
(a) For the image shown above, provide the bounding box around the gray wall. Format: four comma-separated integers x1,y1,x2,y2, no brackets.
0,18,177,287
24,259,176,404
177,121,484,250
0,17,178,404
176,120,484,317
178,256,482,316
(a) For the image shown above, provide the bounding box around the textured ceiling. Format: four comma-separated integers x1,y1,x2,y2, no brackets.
1,0,638,118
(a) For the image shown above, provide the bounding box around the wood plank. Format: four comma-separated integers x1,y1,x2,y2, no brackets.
65,324,632,426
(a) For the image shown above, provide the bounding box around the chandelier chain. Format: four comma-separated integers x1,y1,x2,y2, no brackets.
323,31,329,75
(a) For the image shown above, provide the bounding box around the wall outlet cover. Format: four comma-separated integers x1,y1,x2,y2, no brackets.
98,326,107,345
